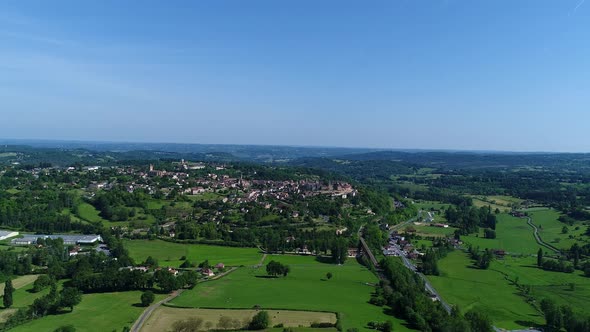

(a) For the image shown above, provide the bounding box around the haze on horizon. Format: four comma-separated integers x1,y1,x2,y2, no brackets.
1,1,589,153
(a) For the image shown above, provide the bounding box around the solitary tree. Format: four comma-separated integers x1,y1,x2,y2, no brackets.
465,309,493,332
59,287,82,312
331,238,348,265
249,311,269,330
266,261,290,277
3,279,14,308
537,248,543,267
141,290,155,307
326,272,333,280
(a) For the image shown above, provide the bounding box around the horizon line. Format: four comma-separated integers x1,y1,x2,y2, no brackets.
0,137,588,155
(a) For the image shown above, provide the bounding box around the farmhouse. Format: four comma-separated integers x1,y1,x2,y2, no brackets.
347,247,359,257
202,268,215,277
0,230,19,241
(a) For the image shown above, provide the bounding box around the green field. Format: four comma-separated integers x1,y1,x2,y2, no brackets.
494,255,590,317
427,251,544,329
461,213,539,254
10,291,167,332
528,208,589,250
124,239,263,267
5,188,19,195
413,201,451,211
170,255,413,331
471,198,511,213
412,223,457,237
0,275,43,323
0,275,38,295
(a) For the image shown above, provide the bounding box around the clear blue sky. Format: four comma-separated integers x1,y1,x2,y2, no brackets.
1,0,589,152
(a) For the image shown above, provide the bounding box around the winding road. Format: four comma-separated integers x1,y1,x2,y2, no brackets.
526,217,561,254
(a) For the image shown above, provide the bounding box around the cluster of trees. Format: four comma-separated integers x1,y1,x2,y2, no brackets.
538,247,575,273
378,257,493,331
468,246,494,270
420,240,455,276
330,238,349,265
539,259,575,274
366,321,393,332
421,250,440,276
445,206,497,235
0,250,32,277
266,261,290,277
0,186,95,233
172,220,360,258
540,298,590,331
71,268,198,293
4,286,82,330
91,189,149,221
483,228,496,239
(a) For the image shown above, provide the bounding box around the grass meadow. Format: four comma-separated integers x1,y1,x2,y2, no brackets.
427,251,544,329
124,239,263,267
170,255,413,331
528,208,589,250
10,291,167,332
461,213,539,254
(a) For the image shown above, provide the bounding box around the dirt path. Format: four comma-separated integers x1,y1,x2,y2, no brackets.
254,253,267,268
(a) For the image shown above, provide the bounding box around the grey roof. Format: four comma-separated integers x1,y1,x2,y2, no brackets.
0,230,17,237
11,234,102,244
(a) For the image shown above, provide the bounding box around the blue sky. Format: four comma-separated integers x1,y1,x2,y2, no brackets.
1,0,589,152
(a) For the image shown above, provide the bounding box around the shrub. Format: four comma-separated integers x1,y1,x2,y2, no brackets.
140,291,155,307
249,311,269,330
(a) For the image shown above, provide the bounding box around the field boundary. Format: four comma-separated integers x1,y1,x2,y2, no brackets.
162,303,338,316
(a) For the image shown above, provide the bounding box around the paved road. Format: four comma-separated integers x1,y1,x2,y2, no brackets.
526,217,561,254
130,289,184,332
388,236,452,314
130,267,239,332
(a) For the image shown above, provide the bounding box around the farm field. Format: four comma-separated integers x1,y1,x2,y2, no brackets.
427,251,544,329
124,239,263,267
528,208,589,250
489,195,523,204
10,291,167,332
461,213,539,254
411,223,457,237
492,255,590,317
0,275,38,294
170,255,413,331
0,275,43,323
471,198,511,213
143,307,337,332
